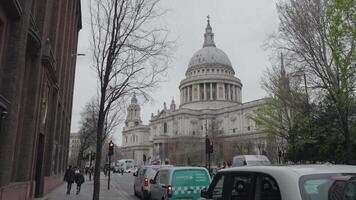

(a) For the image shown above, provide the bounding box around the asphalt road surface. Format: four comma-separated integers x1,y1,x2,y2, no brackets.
110,172,139,200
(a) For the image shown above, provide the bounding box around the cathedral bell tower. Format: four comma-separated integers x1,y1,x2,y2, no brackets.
125,94,142,127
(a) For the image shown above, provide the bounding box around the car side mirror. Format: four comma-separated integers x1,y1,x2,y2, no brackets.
133,172,138,176
150,179,156,184
201,188,210,199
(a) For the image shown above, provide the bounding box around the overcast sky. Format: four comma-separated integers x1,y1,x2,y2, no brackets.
71,0,280,145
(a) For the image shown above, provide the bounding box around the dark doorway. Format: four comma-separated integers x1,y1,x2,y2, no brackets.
35,134,45,197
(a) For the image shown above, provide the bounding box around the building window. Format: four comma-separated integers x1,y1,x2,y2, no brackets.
233,128,236,133
247,126,250,131
192,131,195,135
163,123,167,133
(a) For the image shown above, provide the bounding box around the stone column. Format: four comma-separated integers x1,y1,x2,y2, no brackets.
187,86,190,102
185,87,188,102
180,89,183,104
197,84,200,101
231,85,235,101
216,83,220,100
235,87,239,102
203,83,207,100
228,84,231,100
210,83,213,100
223,83,226,100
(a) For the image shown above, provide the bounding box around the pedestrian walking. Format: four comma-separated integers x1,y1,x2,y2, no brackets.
74,170,85,195
63,165,75,194
89,167,93,181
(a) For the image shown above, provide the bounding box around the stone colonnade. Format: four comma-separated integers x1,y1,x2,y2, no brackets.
180,82,241,104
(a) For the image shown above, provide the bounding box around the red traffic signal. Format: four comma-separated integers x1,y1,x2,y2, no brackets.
108,141,114,156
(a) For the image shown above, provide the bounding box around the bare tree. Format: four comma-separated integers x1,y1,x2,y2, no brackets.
89,0,172,198
271,0,355,163
76,99,124,167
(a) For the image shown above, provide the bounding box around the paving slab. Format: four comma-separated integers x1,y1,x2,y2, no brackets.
36,173,132,200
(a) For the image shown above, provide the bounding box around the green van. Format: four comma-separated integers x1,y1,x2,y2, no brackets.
150,167,211,200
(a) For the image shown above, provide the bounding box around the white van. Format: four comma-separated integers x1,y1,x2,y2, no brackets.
232,155,271,167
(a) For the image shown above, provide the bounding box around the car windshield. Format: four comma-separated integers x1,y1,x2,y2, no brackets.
300,173,356,200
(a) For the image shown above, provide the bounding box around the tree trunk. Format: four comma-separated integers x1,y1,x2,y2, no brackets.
92,93,106,200
341,115,352,164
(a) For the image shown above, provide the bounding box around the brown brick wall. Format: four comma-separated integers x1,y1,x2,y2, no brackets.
0,0,82,198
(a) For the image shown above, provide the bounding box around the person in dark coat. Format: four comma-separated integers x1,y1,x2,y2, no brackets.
64,165,75,194
74,170,85,194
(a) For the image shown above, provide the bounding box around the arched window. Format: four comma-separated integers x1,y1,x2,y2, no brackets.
163,122,167,133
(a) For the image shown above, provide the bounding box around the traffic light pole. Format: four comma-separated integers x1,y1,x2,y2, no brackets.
108,140,114,190
108,154,111,190
205,120,208,169
89,152,92,181
208,150,211,173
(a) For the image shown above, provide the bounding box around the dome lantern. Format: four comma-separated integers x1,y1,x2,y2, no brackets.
203,15,216,48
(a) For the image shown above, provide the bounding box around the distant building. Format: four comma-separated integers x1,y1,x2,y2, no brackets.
0,0,82,199
122,19,277,167
69,133,81,165
121,94,150,166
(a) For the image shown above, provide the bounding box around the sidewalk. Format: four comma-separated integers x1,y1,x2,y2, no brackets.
37,173,128,200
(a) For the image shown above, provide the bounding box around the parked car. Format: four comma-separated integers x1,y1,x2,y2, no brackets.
232,155,271,167
133,165,173,200
150,166,211,200
201,164,356,200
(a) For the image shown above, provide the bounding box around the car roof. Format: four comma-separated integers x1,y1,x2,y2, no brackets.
233,155,269,160
219,164,356,176
160,166,208,172
141,165,173,169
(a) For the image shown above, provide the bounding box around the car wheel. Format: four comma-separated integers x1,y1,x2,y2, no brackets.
141,189,149,200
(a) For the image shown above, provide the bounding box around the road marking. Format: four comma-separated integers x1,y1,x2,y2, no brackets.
111,176,135,200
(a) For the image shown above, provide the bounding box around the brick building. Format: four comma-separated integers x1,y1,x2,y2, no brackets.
0,0,81,199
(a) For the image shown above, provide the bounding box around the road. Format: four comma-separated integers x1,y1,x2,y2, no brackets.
110,172,139,200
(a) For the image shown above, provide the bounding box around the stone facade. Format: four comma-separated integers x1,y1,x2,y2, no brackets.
121,94,151,166
68,133,80,165
122,19,276,167
0,0,81,199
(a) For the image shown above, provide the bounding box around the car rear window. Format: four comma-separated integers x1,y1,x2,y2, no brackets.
300,173,356,200
172,169,210,187
145,167,159,179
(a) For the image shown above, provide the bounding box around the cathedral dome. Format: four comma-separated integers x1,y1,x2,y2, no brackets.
188,47,233,69
186,17,235,76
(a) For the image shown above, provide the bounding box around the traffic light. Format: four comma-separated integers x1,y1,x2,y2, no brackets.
205,138,210,154
209,139,214,154
108,140,114,156
205,138,214,154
